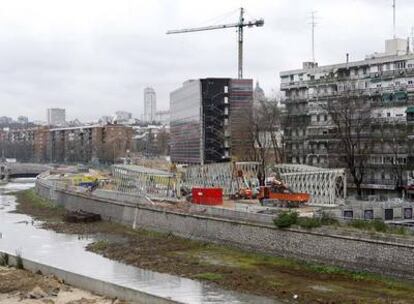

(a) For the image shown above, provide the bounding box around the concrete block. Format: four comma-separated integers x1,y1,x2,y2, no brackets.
393,208,402,219
373,208,383,220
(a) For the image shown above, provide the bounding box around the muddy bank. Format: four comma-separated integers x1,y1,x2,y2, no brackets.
0,266,128,304
15,189,414,304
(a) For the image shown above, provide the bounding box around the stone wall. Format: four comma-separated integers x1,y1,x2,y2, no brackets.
35,180,414,280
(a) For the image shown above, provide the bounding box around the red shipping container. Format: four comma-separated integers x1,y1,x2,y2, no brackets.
192,187,223,205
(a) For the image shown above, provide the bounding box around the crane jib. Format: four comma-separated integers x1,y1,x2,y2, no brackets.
166,8,264,79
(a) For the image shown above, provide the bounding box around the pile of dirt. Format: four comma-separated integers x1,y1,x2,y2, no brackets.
0,266,128,304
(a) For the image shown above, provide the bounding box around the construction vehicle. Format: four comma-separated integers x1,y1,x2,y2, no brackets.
230,166,259,200
258,178,310,208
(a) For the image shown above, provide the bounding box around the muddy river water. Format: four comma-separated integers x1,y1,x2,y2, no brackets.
0,180,280,304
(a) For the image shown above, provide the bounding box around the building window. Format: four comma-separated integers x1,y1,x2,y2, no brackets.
395,61,406,69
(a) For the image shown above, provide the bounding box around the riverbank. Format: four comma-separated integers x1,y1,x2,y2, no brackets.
15,189,414,304
0,265,127,304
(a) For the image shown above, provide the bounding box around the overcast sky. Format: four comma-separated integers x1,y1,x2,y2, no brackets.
1,0,414,122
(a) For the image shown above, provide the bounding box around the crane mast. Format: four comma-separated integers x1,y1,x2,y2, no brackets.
167,8,264,79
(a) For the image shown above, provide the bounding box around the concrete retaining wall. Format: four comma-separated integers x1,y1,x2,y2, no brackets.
35,181,414,280
190,204,275,224
1,252,179,304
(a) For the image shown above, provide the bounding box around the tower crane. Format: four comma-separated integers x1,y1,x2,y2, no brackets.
166,8,264,79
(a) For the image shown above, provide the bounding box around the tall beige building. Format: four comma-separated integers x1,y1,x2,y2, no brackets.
144,87,156,122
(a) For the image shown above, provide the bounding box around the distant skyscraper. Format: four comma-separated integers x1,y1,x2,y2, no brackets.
47,108,66,126
253,81,265,104
144,87,157,122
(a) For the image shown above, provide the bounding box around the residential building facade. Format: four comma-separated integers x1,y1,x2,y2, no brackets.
0,124,133,164
280,38,414,197
48,124,134,164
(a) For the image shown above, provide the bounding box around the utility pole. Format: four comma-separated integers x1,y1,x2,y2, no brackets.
393,0,396,38
310,11,317,64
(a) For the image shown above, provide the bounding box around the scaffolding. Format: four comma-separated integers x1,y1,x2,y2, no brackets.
271,164,346,206
112,165,180,199
112,162,346,206
183,162,260,195
185,162,346,206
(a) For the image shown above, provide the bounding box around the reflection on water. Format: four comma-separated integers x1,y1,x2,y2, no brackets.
0,180,278,304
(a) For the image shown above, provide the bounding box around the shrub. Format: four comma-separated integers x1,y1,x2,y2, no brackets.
274,211,298,228
15,251,24,269
0,253,9,266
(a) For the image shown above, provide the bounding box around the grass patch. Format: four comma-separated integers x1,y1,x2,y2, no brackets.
0,253,9,266
349,219,408,235
14,189,65,222
89,240,109,252
193,272,224,281
297,217,322,229
17,189,56,209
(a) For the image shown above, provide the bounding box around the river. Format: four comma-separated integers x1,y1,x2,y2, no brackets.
0,179,279,304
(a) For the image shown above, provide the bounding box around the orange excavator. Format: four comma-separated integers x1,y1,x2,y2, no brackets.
258,177,310,208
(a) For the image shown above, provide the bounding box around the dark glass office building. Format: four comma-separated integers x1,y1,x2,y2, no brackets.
170,78,253,164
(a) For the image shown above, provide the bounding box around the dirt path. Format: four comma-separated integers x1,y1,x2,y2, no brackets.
0,266,127,304
14,189,414,304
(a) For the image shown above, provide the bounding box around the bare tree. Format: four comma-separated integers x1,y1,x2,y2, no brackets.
389,128,407,191
323,94,372,197
250,97,285,185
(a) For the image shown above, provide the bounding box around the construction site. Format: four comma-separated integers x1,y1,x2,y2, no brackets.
34,158,413,227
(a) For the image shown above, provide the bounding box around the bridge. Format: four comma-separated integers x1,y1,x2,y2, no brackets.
6,163,52,178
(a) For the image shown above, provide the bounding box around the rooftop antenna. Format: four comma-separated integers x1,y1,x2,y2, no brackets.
393,0,396,38
310,11,317,63
411,26,414,52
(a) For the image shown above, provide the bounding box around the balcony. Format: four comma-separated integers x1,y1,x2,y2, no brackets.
370,116,407,124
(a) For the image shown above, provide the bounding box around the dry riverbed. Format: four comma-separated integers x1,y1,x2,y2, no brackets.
13,189,414,304
0,266,127,304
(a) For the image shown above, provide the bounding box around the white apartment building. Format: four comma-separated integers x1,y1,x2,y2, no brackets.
280,38,414,197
